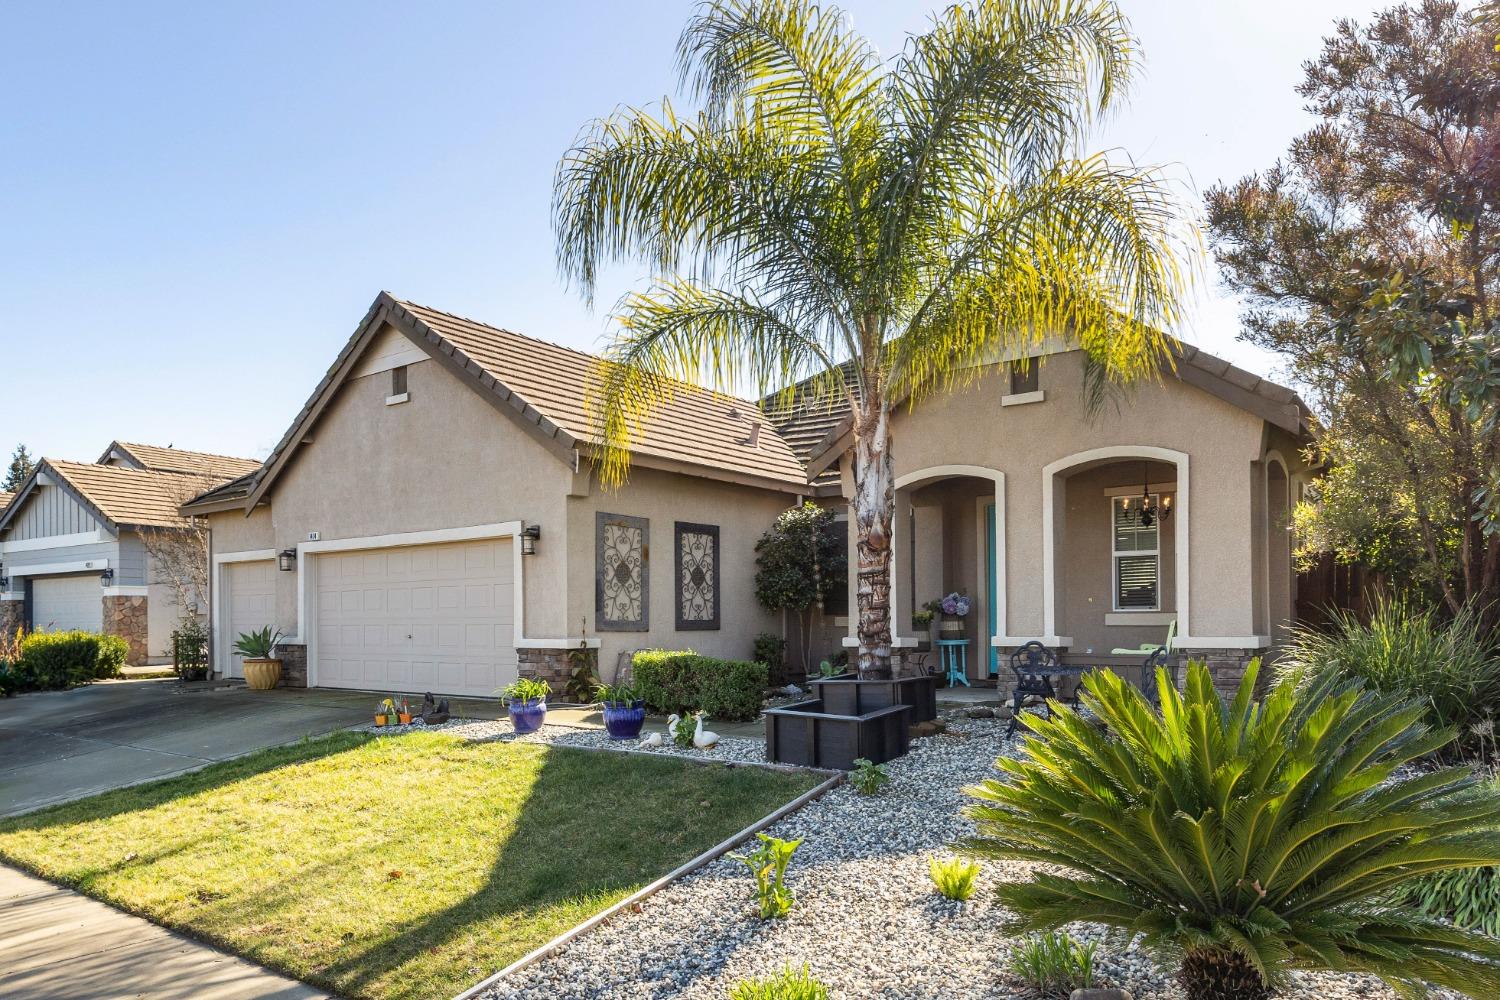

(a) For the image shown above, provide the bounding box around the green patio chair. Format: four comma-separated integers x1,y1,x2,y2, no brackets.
1111,618,1176,657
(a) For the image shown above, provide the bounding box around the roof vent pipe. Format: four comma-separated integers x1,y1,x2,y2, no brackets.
744,420,761,449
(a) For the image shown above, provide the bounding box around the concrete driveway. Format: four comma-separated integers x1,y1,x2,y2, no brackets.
0,681,375,818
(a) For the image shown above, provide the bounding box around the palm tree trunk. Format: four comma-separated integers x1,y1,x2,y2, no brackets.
853,399,894,678
1177,947,1270,1000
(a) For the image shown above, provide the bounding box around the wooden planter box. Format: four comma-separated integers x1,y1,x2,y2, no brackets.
810,673,937,723
764,699,912,770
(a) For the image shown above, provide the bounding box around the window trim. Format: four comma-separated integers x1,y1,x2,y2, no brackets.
1111,494,1160,612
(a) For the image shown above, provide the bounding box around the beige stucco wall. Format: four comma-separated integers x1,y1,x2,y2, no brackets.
204,321,799,684
890,350,1269,647
566,463,791,681
1059,461,1177,654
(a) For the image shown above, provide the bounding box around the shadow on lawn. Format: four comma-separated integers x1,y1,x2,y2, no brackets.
0,731,374,836
301,747,799,1000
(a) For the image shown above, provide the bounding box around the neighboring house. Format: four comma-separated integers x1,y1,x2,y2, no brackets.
185,291,1312,699
0,445,260,662
0,493,13,516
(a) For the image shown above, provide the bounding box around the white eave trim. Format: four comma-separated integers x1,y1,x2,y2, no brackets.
7,559,109,577
0,530,109,553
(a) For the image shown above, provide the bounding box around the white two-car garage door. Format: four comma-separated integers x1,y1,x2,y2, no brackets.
313,538,517,697
32,575,103,633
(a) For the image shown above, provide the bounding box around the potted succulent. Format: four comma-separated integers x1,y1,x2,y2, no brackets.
501,678,550,734
911,608,935,650
375,697,396,726
396,696,413,725
594,682,646,741
234,626,284,690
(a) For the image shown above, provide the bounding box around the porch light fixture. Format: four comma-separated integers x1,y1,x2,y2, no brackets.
277,549,297,572
520,523,541,556
100,568,114,584
1128,458,1176,527
1125,460,1173,529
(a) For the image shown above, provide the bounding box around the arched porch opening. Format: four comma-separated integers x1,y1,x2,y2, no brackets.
1041,446,1189,656
889,465,1005,683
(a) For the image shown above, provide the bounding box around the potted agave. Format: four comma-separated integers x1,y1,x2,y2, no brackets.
374,697,396,726
234,626,284,691
501,678,550,734
594,682,646,741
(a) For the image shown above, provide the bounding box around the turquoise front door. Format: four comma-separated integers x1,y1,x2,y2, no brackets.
986,502,998,675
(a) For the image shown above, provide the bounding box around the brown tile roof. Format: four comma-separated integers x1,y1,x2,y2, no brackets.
763,362,859,490
393,299,810,486
45,460,219,530
108,441,262,479
0,491,12,513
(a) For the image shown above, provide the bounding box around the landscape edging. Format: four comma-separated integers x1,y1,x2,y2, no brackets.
449,767,846,1000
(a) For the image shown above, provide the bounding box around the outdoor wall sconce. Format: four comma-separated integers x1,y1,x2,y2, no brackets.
277,549,297,572
100,568,114,584
520,523,541,556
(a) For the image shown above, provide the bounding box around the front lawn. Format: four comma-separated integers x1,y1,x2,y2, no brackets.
0,731,819,1000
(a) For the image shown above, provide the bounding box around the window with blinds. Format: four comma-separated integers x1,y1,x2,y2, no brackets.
1112,497,1160,610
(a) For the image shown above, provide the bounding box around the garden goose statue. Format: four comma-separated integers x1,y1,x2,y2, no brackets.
639,730,663,749
692,712,720,750
665,714,682,742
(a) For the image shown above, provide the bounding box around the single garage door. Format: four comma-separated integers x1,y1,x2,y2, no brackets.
223,559,277,679
32,575,104,633
313,538,517,697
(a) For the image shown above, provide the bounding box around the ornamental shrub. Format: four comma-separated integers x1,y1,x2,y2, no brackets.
1276,597,1500,758
965,660,1500,1000
1006,931,1095,997
1397,863,1500,938
632,650,767,721
16,630,128,689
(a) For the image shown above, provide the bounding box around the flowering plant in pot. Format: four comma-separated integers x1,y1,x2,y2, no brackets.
500,678,550,733
233,626,284,690
937,592,971,640
375,697,396,726
594,681,646,740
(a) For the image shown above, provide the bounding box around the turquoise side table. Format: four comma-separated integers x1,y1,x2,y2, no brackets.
936,639,970,687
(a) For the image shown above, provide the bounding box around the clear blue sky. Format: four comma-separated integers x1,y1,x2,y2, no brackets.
2,0,1380,464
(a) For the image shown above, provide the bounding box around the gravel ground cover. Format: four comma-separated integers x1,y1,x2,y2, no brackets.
465,712,1464,1000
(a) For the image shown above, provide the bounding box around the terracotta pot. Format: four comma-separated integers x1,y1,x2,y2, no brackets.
397,712,412,725
243,658,282,690
374,714,388,726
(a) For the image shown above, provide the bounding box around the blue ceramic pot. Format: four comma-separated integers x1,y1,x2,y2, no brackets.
601,700,646,741
507,697,547,734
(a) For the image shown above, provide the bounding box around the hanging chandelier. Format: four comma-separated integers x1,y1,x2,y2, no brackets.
1117,461,1173,528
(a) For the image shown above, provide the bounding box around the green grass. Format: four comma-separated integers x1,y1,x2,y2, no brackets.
0,731,819,1000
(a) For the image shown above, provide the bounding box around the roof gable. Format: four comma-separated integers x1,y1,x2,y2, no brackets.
796,341,1311,477
99,441,261,479
0,459,218,535
234,293,812,513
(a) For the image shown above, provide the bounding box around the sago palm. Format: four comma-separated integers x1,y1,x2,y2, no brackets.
553,0,1190,675
963,661,1500,1000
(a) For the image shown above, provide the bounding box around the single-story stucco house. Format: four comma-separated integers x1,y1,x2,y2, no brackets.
184,291,1313,699
0,443,261,662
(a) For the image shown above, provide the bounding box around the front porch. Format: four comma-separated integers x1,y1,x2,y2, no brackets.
880,445,1295,697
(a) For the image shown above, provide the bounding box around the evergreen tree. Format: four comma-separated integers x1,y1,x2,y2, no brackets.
2,444,35,492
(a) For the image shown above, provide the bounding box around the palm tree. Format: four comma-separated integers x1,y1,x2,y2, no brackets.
554,0,1190,677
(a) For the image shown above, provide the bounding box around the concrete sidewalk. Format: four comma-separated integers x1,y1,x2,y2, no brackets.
0,864,325,1000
